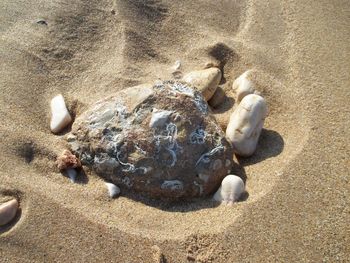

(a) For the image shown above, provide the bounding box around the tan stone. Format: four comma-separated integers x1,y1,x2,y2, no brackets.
0,199,18,226
183,68,222,101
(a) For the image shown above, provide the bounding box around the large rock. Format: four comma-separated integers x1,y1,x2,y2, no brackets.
68,81,233,200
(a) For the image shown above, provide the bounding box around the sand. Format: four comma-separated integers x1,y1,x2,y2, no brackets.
0,0,349,262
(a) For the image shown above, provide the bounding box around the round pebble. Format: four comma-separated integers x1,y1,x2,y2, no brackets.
213,175,244,205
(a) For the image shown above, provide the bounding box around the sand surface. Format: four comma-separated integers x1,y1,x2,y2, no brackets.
0,0,349,262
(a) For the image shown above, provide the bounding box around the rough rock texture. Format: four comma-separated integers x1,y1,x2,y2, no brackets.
68,81,233,199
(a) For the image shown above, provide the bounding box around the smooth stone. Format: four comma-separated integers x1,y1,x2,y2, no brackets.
0,199,19,226
232,70,256,102
208,87,226,108
172,60,181,71
226,94,267,157
105,182,120,198
182,68,222,101
50,94,72,134
213,175,244,205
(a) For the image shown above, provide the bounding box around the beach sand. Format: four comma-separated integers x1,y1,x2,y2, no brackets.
0,0,349,262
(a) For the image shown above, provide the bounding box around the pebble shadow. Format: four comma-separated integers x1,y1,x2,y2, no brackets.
237,129,284,166
61,168,89,184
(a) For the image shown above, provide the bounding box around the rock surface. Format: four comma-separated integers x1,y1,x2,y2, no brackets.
226,94,267,156
68,81,233,200
50,94,72,133
213,175,245,205
0,199,18,226
182,68,222,101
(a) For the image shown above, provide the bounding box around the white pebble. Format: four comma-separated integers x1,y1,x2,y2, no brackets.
0,199,19,226
183,68,222,101
66,168,77,183
172,60,181,71
50,94,72,133
232,70,256,102
105,182,120,198
213,175,244,205
226,94,267,157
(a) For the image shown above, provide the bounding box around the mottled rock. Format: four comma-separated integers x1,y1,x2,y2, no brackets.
226,94,267,157
68,81,233,200
50,94,72,133
56,150,81,183
0,199,18,226
56,150,81,170
213,175,244,205
183,68,222,101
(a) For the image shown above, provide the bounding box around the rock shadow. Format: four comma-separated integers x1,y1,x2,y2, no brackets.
211,96,235,113
61,168,89,185
207,42,239,84
121,163,247,212
237,129,284,166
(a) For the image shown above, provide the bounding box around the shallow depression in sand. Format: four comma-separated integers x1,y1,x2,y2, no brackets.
40,70,310,241
87,73,310,241
0,0,311,241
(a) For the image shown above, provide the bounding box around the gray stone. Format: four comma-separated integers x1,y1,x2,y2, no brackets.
68,81,233,200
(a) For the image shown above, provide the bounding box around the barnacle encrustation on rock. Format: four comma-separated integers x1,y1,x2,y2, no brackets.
67,81,235,200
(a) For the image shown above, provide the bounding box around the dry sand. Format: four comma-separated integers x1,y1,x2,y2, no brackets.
0,0,349,262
